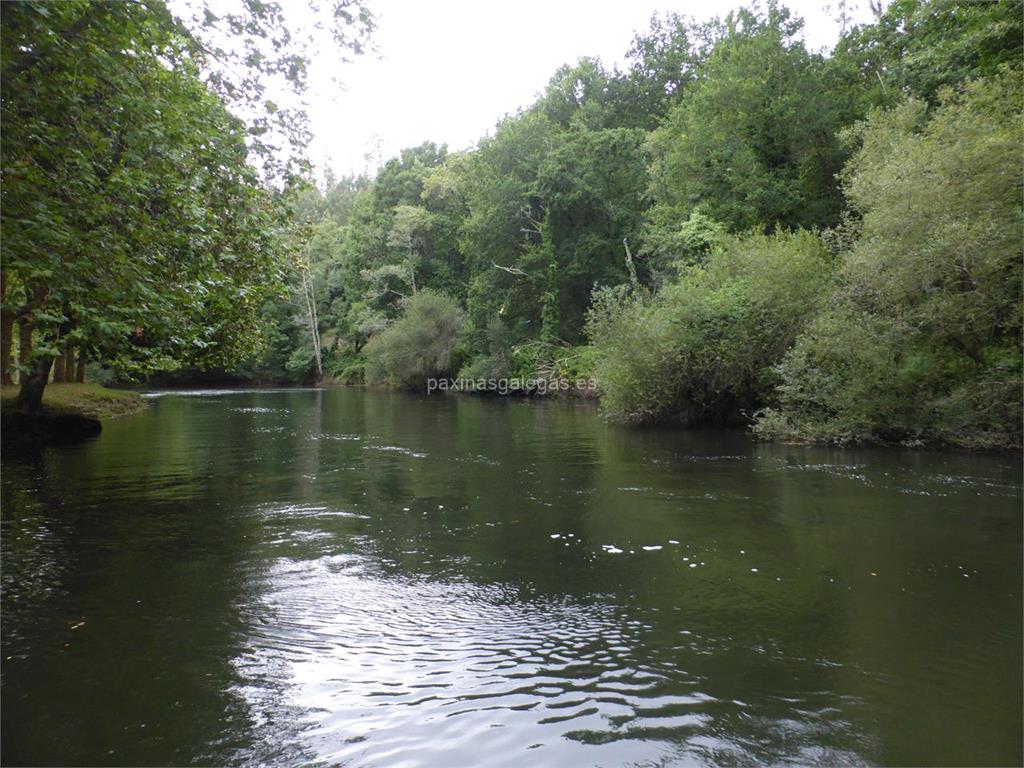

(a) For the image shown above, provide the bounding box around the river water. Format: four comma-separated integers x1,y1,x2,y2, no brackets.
2,388,1021,766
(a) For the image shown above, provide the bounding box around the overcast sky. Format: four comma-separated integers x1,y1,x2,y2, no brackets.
306,0,878,182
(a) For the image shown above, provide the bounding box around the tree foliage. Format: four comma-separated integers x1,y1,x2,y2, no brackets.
836,0,1022,105
646,5,854,233
1,0,372,409
755,68,1023,447
364,291,464,389
587,230,832,423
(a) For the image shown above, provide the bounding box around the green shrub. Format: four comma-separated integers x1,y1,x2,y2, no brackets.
755,310,1023,448
752,309,927,443
930,349,1023,449
326,354,367,385
457,316,514,381
639,206,726,283
364,290,464,389
755,314,1023,449
511,341,597,395
457,354,507,383
587,229,832,423
457,342,598,397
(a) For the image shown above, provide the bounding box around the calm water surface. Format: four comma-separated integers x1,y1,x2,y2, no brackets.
2,389,1021,766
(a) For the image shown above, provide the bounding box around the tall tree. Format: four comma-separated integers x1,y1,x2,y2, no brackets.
646,4,855,233
621,12,716,128
0,0,372,410
835,0,1023,106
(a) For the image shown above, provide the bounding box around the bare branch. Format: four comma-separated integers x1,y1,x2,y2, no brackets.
623,238,640,292
492,262,530,278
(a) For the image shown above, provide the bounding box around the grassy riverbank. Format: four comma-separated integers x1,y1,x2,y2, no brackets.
1,383,146,420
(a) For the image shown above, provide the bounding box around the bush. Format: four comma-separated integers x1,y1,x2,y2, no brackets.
752,309,928,444
326,353,366,385
457,354,506,383
511,341,597,396
587,229,832,423
639,206,726,284
755,310,1023,448
364,290,464,389
457,342,598,397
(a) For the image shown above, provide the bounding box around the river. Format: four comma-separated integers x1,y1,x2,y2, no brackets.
2,388,1021,766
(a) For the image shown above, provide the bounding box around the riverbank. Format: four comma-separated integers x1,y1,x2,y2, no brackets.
1,383,147,445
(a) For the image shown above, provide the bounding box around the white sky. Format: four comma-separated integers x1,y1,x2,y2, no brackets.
307,0,878,182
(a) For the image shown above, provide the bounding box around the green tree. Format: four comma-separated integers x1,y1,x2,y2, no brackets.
647,4,854,232
535,126,648,339
459,109,555,349
1,0,372,410
621,12,717,128
756,69,1023,447
835,0,1023,106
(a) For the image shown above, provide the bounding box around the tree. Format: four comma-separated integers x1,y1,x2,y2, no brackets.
835,0,1023,106
534,126,648,340
756,68,1023,446
646,4,855,233
459,109,556,350
621,12,716,128
171,0,374,177
384,204,435,292
587,229,833,424
0,0,371,410
540,58,626,130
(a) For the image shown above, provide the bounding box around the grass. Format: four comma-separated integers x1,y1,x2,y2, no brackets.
0,383,146,420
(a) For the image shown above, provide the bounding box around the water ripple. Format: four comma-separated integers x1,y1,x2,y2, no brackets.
227,558,743,767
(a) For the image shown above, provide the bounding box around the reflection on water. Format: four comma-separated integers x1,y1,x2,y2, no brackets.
2,389,1022,767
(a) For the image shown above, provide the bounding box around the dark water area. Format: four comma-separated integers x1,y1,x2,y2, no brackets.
2,388,1021,766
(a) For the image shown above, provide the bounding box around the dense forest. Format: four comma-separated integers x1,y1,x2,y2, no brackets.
2,0,1022,448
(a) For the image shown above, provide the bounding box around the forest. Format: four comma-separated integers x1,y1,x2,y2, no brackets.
2,0,1022,449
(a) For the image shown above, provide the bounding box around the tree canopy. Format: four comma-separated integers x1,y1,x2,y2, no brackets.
0,0,372,409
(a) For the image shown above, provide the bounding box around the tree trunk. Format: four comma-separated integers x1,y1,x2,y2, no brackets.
1,309,12,385
0,272,12,385
17,318,33,383
53,348,66,382
623,238,640,293
75,350,86,382
16,354,53,413
64,346,75,381
300,266,322,378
